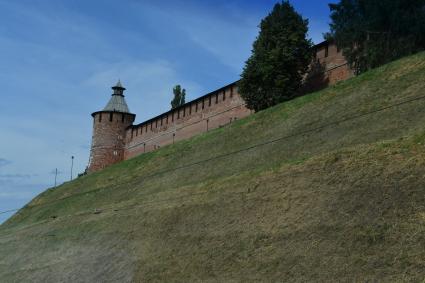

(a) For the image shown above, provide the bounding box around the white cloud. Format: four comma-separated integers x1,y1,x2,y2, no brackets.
0,191,36,200
177,17,258,71
84,60,203,122
0,159,11,168
0,174,32,179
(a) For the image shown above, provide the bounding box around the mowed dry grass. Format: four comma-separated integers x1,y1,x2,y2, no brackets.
0,52,425,282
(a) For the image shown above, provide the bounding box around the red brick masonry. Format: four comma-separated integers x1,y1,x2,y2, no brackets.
88,41,353,172
89,111,135,172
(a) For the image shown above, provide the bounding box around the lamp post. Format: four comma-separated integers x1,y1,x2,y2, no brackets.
70,156,74,181
54,168,58,188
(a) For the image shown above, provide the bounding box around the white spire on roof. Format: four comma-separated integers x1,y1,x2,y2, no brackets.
115,79,123,88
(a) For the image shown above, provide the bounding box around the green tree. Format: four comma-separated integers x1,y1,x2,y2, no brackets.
171,85,186,109
239,1,312,112
328,0,425,74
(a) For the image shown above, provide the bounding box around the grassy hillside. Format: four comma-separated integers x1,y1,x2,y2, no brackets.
1,52,425,282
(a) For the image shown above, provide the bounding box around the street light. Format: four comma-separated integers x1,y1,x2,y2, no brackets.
70,156,74,181
54,168,58,188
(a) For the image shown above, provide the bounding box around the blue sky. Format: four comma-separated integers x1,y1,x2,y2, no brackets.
0,0,335,223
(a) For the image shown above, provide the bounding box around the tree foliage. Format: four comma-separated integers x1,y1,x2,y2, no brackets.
239,1,312,112
328,0,425,74
171,85,186,109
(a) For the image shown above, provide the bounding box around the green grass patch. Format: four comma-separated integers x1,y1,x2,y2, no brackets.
1,52,425,282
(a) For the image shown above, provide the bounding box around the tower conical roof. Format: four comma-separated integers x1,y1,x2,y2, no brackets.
103,95,131,113
103,81,131,113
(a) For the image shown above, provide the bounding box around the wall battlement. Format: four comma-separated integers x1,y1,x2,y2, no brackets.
88,41,353,172
124,82,251,159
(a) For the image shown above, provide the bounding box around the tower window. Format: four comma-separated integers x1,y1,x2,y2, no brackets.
223,90,226,101
177,110,180,119
183,107,186,117
202,99,205,109
215,93,218,104
325,45,329,57
209,96,211,107
196,102,198,112
121,114,125,122
189,104,192,115
230,86,233,98
145,124,148,133
172,112,174,122
161,116,163,126
98,114,102,122
155,120,158,128
150,123,153,130
109,113,113,122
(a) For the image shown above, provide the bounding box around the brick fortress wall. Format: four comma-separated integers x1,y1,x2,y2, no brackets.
122,41,353,160
124,83,251,159
87,41,354,172
303,41,353,93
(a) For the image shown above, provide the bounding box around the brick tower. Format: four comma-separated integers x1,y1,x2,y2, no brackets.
88,81,135,172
